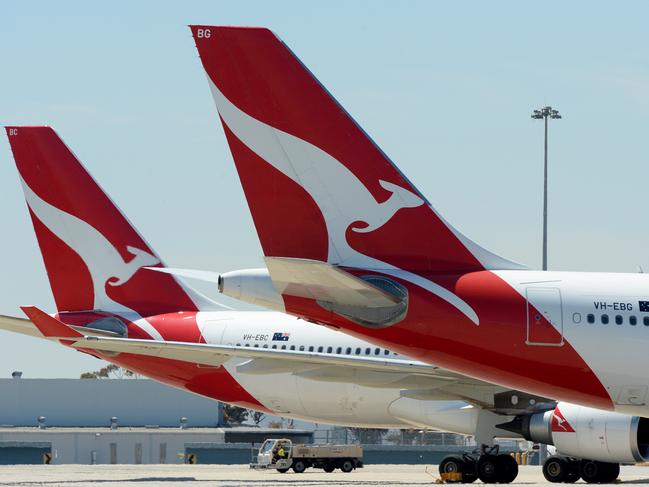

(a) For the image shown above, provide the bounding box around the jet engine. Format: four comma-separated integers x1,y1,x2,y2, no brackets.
502,402,649,464
218,269,284,311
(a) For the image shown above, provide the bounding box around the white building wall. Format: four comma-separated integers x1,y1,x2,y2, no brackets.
0,429,227,464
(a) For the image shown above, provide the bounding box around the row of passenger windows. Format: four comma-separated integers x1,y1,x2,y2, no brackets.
574,313,649,326
236,342,396,356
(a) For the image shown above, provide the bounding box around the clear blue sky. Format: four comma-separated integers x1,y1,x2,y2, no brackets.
0,1,647,377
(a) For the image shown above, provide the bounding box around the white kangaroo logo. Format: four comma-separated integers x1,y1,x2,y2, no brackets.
107,246,160,286
208,81,424,267
21,180,163,339
208,80,480,324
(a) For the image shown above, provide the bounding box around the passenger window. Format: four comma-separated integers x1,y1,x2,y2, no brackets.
236,343,241,347
355,347,361,355
644,316,649,327
254,344,259,348
245,343,250,347
601,314,609,324
262,344,268,348
615,315,623,325
299,345,305,351
586,314,595,324
630,316,637,326
272,344,277,349
365,348,371,355
308,346,314,352
336,347,342,354
290,345,296,350
572,313,581,324
374,348,380,355
346,347,352,355
281,345,287,350
317,346,323,353
327,346,333,353
384,349,390,356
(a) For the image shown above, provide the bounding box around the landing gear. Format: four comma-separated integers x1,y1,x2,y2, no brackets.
439,454,477,483
542,455,619,483
579,459,619,484
438,446,516,484
543,456,578,483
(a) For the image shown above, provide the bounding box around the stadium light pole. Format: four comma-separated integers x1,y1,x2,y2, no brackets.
531,106,561,271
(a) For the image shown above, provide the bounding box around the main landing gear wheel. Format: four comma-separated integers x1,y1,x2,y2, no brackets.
340,459,354,473
438,454,477,483
440,450,515,484
323,464,335,473
476,454,500,483
496,454,518,484
439,455,467,483
580,460,619,484
276,468,289,473
543,456,570,483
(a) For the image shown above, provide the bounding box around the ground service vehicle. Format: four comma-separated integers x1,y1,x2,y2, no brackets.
251,438,363,473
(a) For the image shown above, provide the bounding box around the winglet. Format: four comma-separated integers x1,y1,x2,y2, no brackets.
20,306,83,338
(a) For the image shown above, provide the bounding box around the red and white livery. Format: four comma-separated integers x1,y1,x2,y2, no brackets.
190,25,649,418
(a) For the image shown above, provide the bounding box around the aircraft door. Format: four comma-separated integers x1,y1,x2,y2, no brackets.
525,287,564,346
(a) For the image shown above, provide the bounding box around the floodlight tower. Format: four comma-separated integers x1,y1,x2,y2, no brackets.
531,106,561,271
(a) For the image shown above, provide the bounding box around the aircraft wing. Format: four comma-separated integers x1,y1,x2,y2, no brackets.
4,308,551,413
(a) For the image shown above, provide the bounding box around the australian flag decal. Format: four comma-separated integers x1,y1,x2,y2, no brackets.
272,332,291,341
639,301,649,312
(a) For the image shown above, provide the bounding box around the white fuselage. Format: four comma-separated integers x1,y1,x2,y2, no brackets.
195,310,484,432
499,270,649,415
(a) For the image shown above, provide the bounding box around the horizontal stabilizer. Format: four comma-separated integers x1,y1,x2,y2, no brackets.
266,257,400,307
0,314,44,338
20,306,83,338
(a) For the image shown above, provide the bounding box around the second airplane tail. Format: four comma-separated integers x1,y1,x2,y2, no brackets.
5,126,220,316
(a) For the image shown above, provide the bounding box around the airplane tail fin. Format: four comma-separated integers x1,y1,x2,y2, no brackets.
5,126,221,316
190,25,524,274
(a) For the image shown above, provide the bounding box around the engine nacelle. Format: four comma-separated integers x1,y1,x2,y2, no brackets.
516,402,649,464
218,269,284,311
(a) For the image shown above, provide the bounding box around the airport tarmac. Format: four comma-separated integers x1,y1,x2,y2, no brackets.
1,464,649,487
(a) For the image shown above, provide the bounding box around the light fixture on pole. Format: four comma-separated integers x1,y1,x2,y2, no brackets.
531,106,561,271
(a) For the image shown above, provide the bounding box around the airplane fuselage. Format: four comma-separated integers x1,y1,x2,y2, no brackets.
278,269,649,416
59,310,491,432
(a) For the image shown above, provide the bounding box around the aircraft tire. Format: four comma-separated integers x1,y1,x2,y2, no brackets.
476,454,500,483
496,454,518,483
438,455,466,483
543,456,569,483
580,459,619,483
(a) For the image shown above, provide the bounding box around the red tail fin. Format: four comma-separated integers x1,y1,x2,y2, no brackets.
190,26,522,274
5,126,218,316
